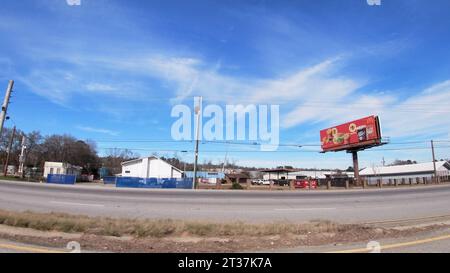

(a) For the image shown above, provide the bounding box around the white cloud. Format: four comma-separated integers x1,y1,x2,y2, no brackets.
85,83,118,92
380,80,450,138
76,126,119,136
15,47,450,141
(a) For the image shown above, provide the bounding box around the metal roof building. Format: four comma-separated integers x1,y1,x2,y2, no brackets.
261,169,354,180
121,156,183,179
360,161,450,184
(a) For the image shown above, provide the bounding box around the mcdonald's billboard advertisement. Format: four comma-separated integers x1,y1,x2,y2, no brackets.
320,116,382,152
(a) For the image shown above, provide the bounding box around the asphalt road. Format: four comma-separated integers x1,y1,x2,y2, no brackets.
271,227,450,253
1,180,450,224
0,239,67,253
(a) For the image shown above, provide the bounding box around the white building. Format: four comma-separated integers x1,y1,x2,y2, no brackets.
43,162,82,178
262,170,354,180
360,161,450,184
121,156,183,179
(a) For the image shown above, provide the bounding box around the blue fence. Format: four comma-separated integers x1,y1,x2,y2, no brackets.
47,174,77,185
103,176,117,185
116,177,193,189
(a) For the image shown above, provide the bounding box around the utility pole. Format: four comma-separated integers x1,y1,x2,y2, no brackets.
221,142,229,173
3,126,16,176
0,80,14,137
18,135,27,178
431,140,438,183
193,96,202,189
180,150,188,177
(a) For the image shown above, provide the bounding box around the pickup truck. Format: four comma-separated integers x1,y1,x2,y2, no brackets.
273,179,290,187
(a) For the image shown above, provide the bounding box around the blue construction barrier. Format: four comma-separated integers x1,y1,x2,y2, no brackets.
47,174,77,185
116,177,193,189
103,176,117,185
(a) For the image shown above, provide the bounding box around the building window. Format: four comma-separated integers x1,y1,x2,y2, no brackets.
125,171,131,174
50,168,54,174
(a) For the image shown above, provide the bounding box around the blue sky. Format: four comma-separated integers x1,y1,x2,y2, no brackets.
1,0,450,169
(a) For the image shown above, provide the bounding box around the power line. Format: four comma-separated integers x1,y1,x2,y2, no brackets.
92,138,450,147
14,93,450,105
367,146,450,152
96,145,450,153
95,140,194,143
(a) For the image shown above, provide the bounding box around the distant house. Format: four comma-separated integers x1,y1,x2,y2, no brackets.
121,156,183,179
225,173,250,184
360,161,450,184
184,171,225,184
184,171,225,179
43,162,82,178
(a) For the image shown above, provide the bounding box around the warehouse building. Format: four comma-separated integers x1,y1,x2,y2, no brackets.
121,156,183,179
360,161,450,185
261,169,354,180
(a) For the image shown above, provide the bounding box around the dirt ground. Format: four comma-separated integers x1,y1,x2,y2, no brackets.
1,222,448,253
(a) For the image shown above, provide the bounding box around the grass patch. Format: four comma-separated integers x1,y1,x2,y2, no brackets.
0,209,346,239
0,176,38,182
231,182,244,190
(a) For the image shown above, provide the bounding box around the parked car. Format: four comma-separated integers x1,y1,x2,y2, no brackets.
252,179,272,185
252,179,263,185
261,180,272,185
294,179,318,189
274,179,290,187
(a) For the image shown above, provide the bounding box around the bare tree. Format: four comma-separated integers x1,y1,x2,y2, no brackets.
101,148,139,175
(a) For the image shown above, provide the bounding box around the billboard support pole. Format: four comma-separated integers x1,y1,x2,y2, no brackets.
352,150,361,188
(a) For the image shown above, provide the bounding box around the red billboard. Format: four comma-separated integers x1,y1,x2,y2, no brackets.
320,116,382,152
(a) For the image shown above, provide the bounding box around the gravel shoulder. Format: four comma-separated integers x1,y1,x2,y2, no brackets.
0,210,449,253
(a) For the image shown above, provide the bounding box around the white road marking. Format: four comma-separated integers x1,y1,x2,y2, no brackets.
50,201,105,207
274,207,337,211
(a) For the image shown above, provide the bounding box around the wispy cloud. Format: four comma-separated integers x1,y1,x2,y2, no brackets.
76,126,119,136
4,0,450,161
16,47,450,141
85,83,118,92
381,80,450,138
